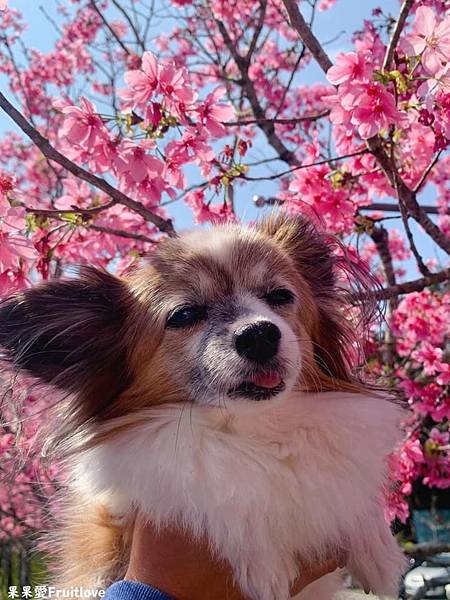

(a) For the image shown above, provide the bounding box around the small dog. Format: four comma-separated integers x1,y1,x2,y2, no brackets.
0,214,406,599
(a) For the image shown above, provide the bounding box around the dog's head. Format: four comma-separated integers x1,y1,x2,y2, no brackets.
0,214,372,444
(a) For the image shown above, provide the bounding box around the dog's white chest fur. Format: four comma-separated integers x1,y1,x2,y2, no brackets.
75,392,406,600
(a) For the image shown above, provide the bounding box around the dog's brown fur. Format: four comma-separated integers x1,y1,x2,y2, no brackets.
0,214,379,595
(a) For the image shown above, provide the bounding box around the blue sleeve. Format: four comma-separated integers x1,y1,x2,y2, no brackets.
104,580,174,600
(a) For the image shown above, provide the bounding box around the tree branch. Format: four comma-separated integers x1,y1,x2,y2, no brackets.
89,0,131,56
110,0,146,51
369,224,398,363
273,46,306,120
281,0,333,73
255,197,440,214
225,111,329,126
399,198,431,277
414,150,442,193
214,17,301,166
0,91,176,237
405,542,450,559
243,149,367,181
383,0,414,70
361,202,439,215
370,224,397,291
361,269,450,301
24,203,115,218
246,0,267,63
89,224,156,244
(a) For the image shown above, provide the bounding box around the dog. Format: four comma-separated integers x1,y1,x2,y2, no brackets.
0,214,406,599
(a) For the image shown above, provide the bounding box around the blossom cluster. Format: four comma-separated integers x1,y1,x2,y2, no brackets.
327,7,450,145
384,290,450,522
56,53,234,207
1,388,57,541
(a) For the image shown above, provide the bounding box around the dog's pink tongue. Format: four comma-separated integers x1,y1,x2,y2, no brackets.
251,372,281,388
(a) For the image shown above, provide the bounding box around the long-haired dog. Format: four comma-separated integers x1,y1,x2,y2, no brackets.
0,214,406,599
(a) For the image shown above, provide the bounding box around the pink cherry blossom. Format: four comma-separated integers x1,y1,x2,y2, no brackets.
417,66,450,98
55,178,92,209
411,342,444,376
122,51,195,114
326,51,371,86
195,87,235,137
122,51,160,109
318,0,336,10
351,82,404,138
163,151,186,189
407,7,450,75
436,363,450,386
115,139,163,183
0,231,37,271
0,268,30,295
131,174,174,206
0,171,14,206
185,189,234,224
158,63,196,107
59,97,108,150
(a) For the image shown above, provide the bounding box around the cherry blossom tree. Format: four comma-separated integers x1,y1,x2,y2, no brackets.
0,0,449,575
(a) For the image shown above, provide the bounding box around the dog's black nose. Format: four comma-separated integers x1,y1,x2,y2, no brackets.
234,321,281,363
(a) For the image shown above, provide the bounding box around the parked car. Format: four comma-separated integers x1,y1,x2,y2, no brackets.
401,553,450,599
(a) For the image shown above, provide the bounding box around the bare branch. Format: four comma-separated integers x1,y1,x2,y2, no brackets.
225,111,329,126
246,0,267,63
360,269,450,301
398,199,431,277
281,0,333,74
214,16,301,166
24,203,115,218
244,149,367,181
110,0,146,51
370,224,397,291
361,202,439,215
405,542,450,559
273,46,306,120
89,0,131,56
369,224,398,363
414,150,442,193
39,6,63,35
0,91,176,237
366,226,399,361
255,196,440,214
383,0,414,70
89,224,156,244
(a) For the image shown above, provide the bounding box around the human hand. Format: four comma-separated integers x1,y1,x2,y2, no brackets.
290,553,346,597
124,513,345,599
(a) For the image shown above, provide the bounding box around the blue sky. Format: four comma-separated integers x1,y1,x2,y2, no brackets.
0,0,445,277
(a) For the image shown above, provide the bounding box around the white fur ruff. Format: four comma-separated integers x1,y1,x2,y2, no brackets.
75,392,406,600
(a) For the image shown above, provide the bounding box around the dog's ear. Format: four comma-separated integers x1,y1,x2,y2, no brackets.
0,267,135,419
259,213,355,382
260,213,335,294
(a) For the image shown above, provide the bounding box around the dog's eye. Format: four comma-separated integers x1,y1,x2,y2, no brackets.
264,288,295,306
166,305,207,328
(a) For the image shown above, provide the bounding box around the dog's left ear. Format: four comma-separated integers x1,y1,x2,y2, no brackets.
0,267,136,420
259,213,355,383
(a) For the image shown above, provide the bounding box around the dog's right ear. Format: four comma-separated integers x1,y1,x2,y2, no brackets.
0,267,135,419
